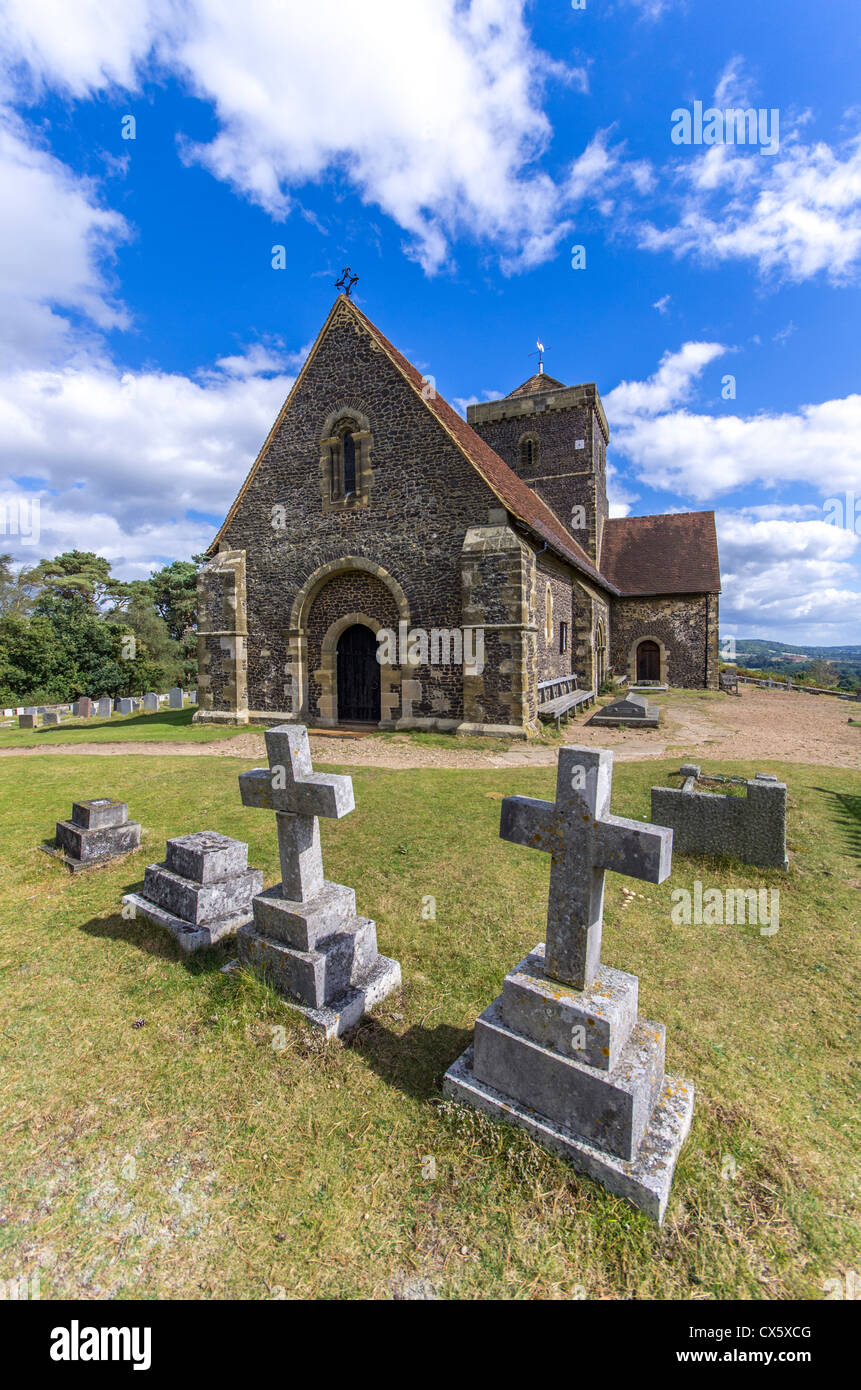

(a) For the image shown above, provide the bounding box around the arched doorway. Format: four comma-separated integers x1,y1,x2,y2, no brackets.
337,624,381,723
636,639,661,682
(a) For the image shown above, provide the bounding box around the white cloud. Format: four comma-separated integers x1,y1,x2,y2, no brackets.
0,105,130,368
0,355,295,574
717,513,861,642
604,341,727,426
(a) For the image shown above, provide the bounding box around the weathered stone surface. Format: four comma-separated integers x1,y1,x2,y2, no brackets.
165,830,248,883
72,798,128,830
55,818,141,863
444,1050,694,1225
143,862,263,925
237,915,380,1009
74,697,94,718
42,711,62,724
251,881,357,950
473,998,665,1161
588,694,660,728
121,895,253,952
445,743,691,1222
651,772,788,870
116,698,134,714
18,714,36,728
97,698,113,717
143,692,159,712
169,687,185,708
501,947,638,1072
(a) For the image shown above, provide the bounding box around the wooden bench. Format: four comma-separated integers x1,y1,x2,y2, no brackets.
537,676,596,729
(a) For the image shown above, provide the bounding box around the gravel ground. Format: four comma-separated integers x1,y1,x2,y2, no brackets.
2,687,859,770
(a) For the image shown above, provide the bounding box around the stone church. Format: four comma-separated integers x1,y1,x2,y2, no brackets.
196,294,720,735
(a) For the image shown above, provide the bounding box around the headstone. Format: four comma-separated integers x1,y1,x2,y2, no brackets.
42,711,62,725
18,714,36,728
235,724,401,1038
74,697,94,718
143,692,159,712
169,687,184,708
188,690,197,705
444,746,693,1224
46,799,141,872
123,831,263,952
587,693,660,728
651,768,788,870
97,697,113,717
116,698,134,715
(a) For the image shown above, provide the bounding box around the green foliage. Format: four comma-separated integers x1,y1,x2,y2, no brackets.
0,549,201,703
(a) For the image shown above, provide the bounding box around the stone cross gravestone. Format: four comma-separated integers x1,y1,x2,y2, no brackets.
124,831,263,952
235,724,401,1038
444,746,694,1223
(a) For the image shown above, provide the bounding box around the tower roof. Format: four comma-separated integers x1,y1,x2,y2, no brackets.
505,372,567,398
600,512,721,595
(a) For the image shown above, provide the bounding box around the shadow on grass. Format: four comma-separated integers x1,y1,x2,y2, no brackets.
813,786,861,865
78,907,235,974
346,1017,472,1103
16,709,199,739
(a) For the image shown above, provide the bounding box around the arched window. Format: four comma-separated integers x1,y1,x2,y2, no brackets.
519,434,539,471
544,583,553,645
342,430,356,495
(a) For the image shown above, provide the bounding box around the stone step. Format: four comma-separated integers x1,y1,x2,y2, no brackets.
237,915,380,1009
56,819,141,863
501,946,638,1071
165,831,248,883
251,880,357,950
71,798,128,830
472,996,666,1161
143,862,263,925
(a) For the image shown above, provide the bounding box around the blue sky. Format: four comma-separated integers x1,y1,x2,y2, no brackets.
0,0,859,644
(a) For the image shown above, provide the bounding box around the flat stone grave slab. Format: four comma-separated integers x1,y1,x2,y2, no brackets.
587,693,659,728
123,830,263,952
42,798,142,872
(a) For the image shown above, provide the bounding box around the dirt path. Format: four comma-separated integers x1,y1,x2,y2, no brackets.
2,688,859,771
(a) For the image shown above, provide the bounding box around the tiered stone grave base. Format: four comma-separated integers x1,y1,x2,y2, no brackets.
444,945,693,1223
123,831,262,953
237,879,401,1039
42,798,141,872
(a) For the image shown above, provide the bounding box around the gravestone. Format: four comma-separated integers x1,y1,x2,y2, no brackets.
46,798,141,872
43,711,62,725
444,746,693,1223
97,697,113,717
143,692,159,712
116,698,134,714
651,767,788,870
587,693,659,729
188,690,197,705
74,697,94,718
123,831,263,953
235,724,401,1038
169,687,184,708
18,714,36,728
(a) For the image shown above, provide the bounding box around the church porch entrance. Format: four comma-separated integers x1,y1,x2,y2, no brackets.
336,623,381,723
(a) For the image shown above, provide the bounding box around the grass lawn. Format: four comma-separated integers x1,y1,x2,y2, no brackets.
0,753,858,1299
0,708,243,748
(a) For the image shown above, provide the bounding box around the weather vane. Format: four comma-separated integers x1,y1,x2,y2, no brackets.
335,266,359,298
529,338,551,374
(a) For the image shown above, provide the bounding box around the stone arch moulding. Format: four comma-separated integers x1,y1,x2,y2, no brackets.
287,557,411,723
627,633,669,686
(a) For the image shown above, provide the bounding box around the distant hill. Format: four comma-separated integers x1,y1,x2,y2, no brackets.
726,638,861,685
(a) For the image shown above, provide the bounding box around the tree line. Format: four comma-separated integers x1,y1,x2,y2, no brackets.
0,550,202,706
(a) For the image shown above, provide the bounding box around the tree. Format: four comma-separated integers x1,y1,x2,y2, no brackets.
803,659,839,688
33,550,129,610
0,554,42,618
147,558,201,640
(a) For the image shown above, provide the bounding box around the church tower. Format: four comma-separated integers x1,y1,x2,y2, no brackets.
467,373,609,565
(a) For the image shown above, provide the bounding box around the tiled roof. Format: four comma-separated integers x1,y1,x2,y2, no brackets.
600,512,721,596
348,300,613,590
505,372,567,398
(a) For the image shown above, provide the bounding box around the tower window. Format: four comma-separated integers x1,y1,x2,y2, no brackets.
519,434,539,470
342,431,356,494
560,621,568,655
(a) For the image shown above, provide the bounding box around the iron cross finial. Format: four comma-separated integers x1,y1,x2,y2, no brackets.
335,266,359,297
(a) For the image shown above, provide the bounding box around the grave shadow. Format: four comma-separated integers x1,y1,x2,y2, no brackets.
77,906,235,975
813,786,861,865
346,1018,472,1103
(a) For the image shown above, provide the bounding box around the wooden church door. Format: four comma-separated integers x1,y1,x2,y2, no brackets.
636,640,660,682
337,624,381,723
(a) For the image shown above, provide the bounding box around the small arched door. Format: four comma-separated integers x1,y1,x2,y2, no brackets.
337,624,381,723
636,639,661,682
